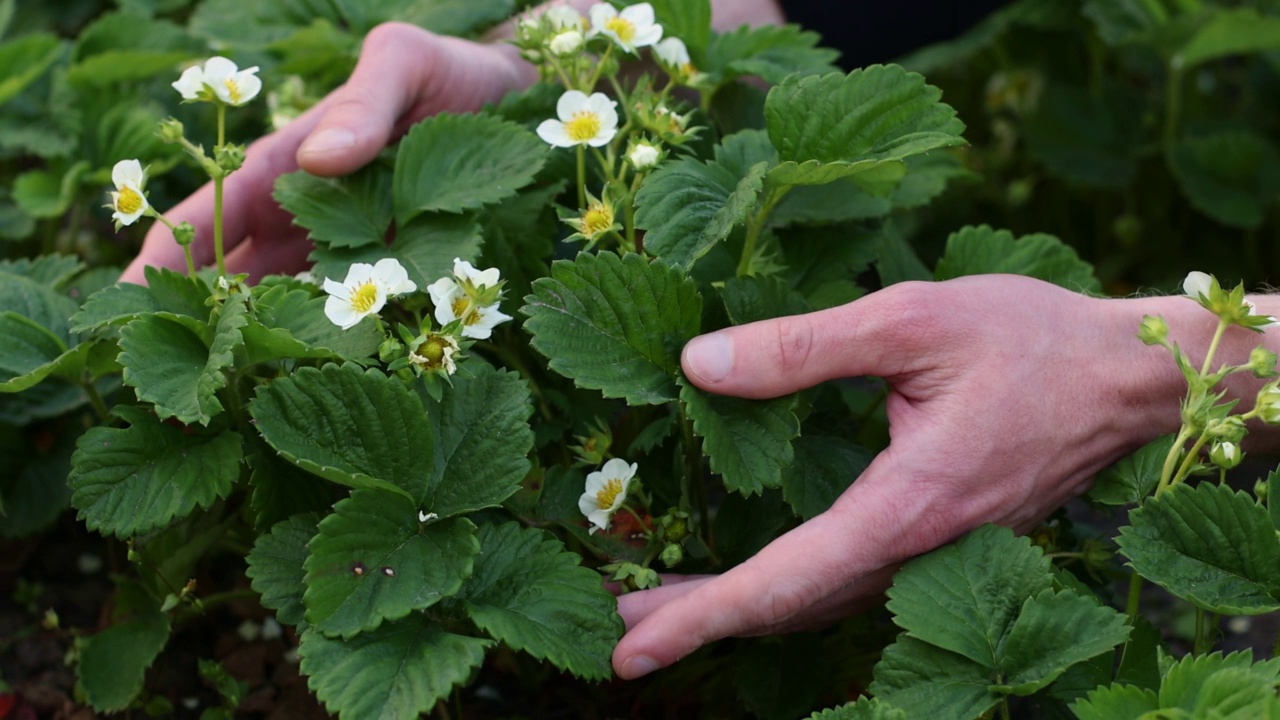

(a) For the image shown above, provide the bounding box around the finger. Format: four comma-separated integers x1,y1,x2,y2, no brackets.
297,25,535,177
681,281,952,399
223,229,313,282
612,451,936,680
615,576,713,626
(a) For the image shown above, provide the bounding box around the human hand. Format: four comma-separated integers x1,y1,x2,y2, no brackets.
120,23,535,283
611,274,1191,679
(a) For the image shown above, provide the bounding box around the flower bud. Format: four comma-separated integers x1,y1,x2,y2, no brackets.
1206,415,1246,443
1209,441,1243,470
627,141,661,170
1137,315,1168,346
548,29,583,56
379,337,404,363
172,221,196,248
609,562,660,592
157,117,185,144
658,509,690,543
1257,382,1280,424
660,543,684,568
215,143,246,173
1248,346,1278,378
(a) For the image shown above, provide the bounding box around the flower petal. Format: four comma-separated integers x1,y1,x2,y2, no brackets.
112,159,145,190
555,89,591,120
536,119,575,147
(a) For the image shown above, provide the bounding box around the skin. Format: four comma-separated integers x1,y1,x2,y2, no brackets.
118,0,1280,685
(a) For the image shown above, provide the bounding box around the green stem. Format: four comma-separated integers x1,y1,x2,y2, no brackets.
587,44,614,89
681,409,708,541
154,213,196,278
1200,319,1229,377
213,104,227,276
1157,425,1195,494
576,145,586,209
82,380,110,423
1164,64,1183,152
1194,607,1206,655
734,188,789,277
1126,572,1143,623
1170,429,1211,487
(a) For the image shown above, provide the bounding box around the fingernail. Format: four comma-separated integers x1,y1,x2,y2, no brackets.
684,332,733,383
298,128,355,158
620,655,658,680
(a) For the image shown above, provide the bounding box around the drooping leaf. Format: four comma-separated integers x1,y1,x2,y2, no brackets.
781,434,874,520
1117,482,1280,614
1175,7,1280,70
874,226,931,285
274,165,394,250
249,363,433,499
933,225,1101,293
419,365,533,518
75,580,170,713
522,252,701,405
1091,434,1174,506
764,65,966,196
12,161,89,219
245,513,319,627
0,33,62,106
0,268,79,342
884,525,1053,669
309,212,483,292
68,407,242,538
299,617,491,720
458,522,622,679
303,490,478,638
393,112,546,224
679,376,799,496
1168,130,1280,230
0,312,75,393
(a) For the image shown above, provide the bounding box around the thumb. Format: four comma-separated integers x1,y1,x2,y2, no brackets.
296,23,534,177
683,283,934,399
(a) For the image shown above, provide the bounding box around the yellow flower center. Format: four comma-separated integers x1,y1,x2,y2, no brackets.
224,77,242,104
596,477,624,510
564,111,602,143
421,338,446,363
350,281,379,313
117,186,143,215
451,296,482,326
581,202,614,235
605,16,636,43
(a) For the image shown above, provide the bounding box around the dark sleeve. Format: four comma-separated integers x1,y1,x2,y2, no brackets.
777,0,1009,70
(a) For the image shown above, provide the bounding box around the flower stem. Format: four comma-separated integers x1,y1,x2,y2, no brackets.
1163,63,1184,152
1200,319,1229,377
82,380,110,423
1193,606,1206,655
213,104,227,276
1157,425,1195,494
1126,571,1143,623
576,145,586,209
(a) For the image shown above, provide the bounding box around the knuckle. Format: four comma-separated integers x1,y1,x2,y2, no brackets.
773,317,815,375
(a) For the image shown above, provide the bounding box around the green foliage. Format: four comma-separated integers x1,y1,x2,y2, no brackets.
933,225,1101,293
274,165,394,249
781,434,873,520
1071,651,1280,719
309,213,484,291
1091,434,1174,506
245,513,318,626
0,33,62,106
1117,482,1280,614
680,376,799,496
635,155,768,268
1168,130,1280,230
75,580,171,712
523,252,701,405
704,23,840,86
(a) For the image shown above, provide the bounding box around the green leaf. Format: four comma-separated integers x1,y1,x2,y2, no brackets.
0,312,74,393
0,429,76,538
1117,482,1280,614
299,617,490,720
117,293,247,427
189,0,345,46
459,522,621,680
1022,83,1142,189
70,267,211,334
274,166,393,250
75,580,170,713
309,212,483,293
477,182,559,302
393,113,546,224
12,161,90,219
887,152,977,211
870,636,998,720
993,589,1129,694
1175,7,1280,70
764,66,966,195
249,363,433,500
250,284,382,360
419,365,533,518
0,268,79,342
1168,130,1280,230
0,33,62,106
1159,650,1280,713
1083,0,1169,47
635,156,765,268
720,274,810,326
781,434,873,521
1091,434,1174,506
68,49,199,87
933,225,1101,293
704,23,840,86
247,443,335,533
69,407,242,538
808,697,907,720
649,0,711,52
874,226,931,285
1,254,84,288
884,525,1053,669
303,490,479,638
245,513,318,627
1269,467,1280,532
522,252,701,405
333,0,515,36
679,376,799,496
1069,684,1159,720
734,633,832,720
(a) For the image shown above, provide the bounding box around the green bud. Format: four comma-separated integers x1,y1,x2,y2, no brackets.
1248,346,1278,378
609,562,661,592
1137,315,1169,346
41,608,60,629
658,510,690,543
160,593,181,613
1206,415,1246,443
215,144,246,173
379,337,404,363
1081,539,1113,568
1005,178,1033,207
660,543,683,568
1256,478,1268,501
172,221,196,248
1209,441,1243,470
157,117,185,144
1256,382,1280,424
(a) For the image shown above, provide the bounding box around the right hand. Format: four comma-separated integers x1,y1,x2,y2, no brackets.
121,22,536,283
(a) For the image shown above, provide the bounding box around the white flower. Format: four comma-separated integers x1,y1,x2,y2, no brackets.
322,258,417,330
627,141,660,170
426,258,512,340
549,29,584,56
653,37,689,68
172,56,262,106
1209,441,1242,469
1182,271,1213,300
536,90,619,148
588,2,662,52
544,5,584,29
578,458,638,534
109,159,149,226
